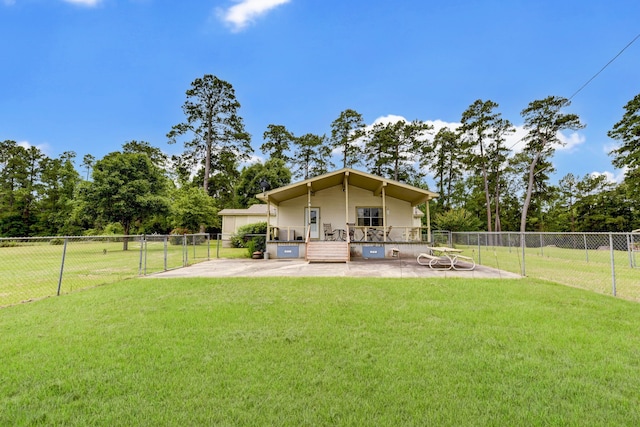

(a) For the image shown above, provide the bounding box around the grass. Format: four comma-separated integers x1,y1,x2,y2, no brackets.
454,243,640,300
2,276,640,425
0,239,246,307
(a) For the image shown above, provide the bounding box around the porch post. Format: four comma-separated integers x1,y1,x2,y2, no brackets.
426,199,432,243
307,182,312,238
382,186,387,242
265,196,271,242
344,172,349,230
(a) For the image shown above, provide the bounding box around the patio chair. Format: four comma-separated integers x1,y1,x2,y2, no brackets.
347,223,356,241
385,226,393,241
323,223,335,241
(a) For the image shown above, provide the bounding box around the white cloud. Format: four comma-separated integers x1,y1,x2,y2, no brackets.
556,131,586,152
590,169,626,184
62,0,102,6
17,140,51,155
219,0,291,32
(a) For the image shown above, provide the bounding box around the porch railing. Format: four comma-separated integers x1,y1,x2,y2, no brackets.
268,225,432,243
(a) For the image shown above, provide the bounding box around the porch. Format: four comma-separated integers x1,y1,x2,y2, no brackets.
266,227,434,261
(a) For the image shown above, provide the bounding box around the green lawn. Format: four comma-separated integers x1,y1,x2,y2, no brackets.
0,240,245,307
454,243,640,300
2,277,639,425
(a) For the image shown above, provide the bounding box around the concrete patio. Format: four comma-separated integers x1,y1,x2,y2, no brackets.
149,257,522,279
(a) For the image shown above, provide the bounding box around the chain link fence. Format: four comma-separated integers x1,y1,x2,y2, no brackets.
0,234,210,308
442,232,640,300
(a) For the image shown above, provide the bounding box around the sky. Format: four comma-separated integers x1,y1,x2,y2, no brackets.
1,0,639,186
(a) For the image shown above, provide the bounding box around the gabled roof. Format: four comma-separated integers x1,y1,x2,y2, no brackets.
256,168,439,206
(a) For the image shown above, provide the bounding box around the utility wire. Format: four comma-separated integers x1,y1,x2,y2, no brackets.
567,31,640,102
507,31,640,151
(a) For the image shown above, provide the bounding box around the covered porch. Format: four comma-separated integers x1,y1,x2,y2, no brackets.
258,169,439,261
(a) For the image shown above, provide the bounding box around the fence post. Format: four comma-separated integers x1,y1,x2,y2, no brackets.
138,235,144,275
57,238,69,296
521,232,526,277
207,234,211,260
183,234,188,267
609,233,617,297
477,233,481,265
540,234,544,257
584,234,589,263
144,235,148,275
627,234,633,268
217,233,221,259
164,236,168,271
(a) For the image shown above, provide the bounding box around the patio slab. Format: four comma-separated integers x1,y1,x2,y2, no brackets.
149,257,521,279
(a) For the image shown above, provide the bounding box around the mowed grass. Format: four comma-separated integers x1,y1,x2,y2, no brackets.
2,277,640,425
455,244,640,300
0,241,245,307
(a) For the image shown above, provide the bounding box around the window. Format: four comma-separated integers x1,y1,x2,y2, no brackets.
357,207,384,227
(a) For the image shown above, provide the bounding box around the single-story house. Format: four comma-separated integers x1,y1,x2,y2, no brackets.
256,168,439,261
218,204,277,246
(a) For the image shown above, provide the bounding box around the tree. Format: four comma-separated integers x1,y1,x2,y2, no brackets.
330,109,366,169
608,93,640,199
81,154,95,181
84,152,170,249
433,208,483,232
425,127,464,211
261,124,295,162
365,119,431,182
167,74,251,193
291,133,333,180
556,173,579,232
234,158,292,207
459,99,514,233
122,140,168,168
37,151,80,235
169,186,219,233
519,96,584,232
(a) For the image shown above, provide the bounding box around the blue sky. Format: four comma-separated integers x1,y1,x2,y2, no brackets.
1,0,639,185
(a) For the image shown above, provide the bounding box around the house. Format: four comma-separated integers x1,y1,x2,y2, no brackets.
218,204,277,246
256,168,439,262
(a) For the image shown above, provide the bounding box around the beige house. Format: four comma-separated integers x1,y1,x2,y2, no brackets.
256,168,438,261
218,204,277,245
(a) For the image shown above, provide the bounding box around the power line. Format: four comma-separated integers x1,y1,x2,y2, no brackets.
507,31,640,152
568,31,640,102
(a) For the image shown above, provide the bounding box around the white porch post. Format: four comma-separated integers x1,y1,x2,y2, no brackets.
344,172,349,230
382,186,387,242
426,199,432,243
307,182,312,239
266,196,271,241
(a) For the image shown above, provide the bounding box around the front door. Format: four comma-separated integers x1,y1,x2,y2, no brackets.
305,207,320,239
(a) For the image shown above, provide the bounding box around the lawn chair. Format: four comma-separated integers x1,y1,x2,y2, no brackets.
323,223,335,241
385,225,393,241
347,223,356,242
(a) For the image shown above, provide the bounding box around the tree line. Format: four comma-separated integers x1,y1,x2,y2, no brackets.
1,74,638,239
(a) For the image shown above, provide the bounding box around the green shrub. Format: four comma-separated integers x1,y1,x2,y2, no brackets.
169,228,190,246
434,208,483,232
0,241,20,248
231,222,267,254
49,238,65,246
